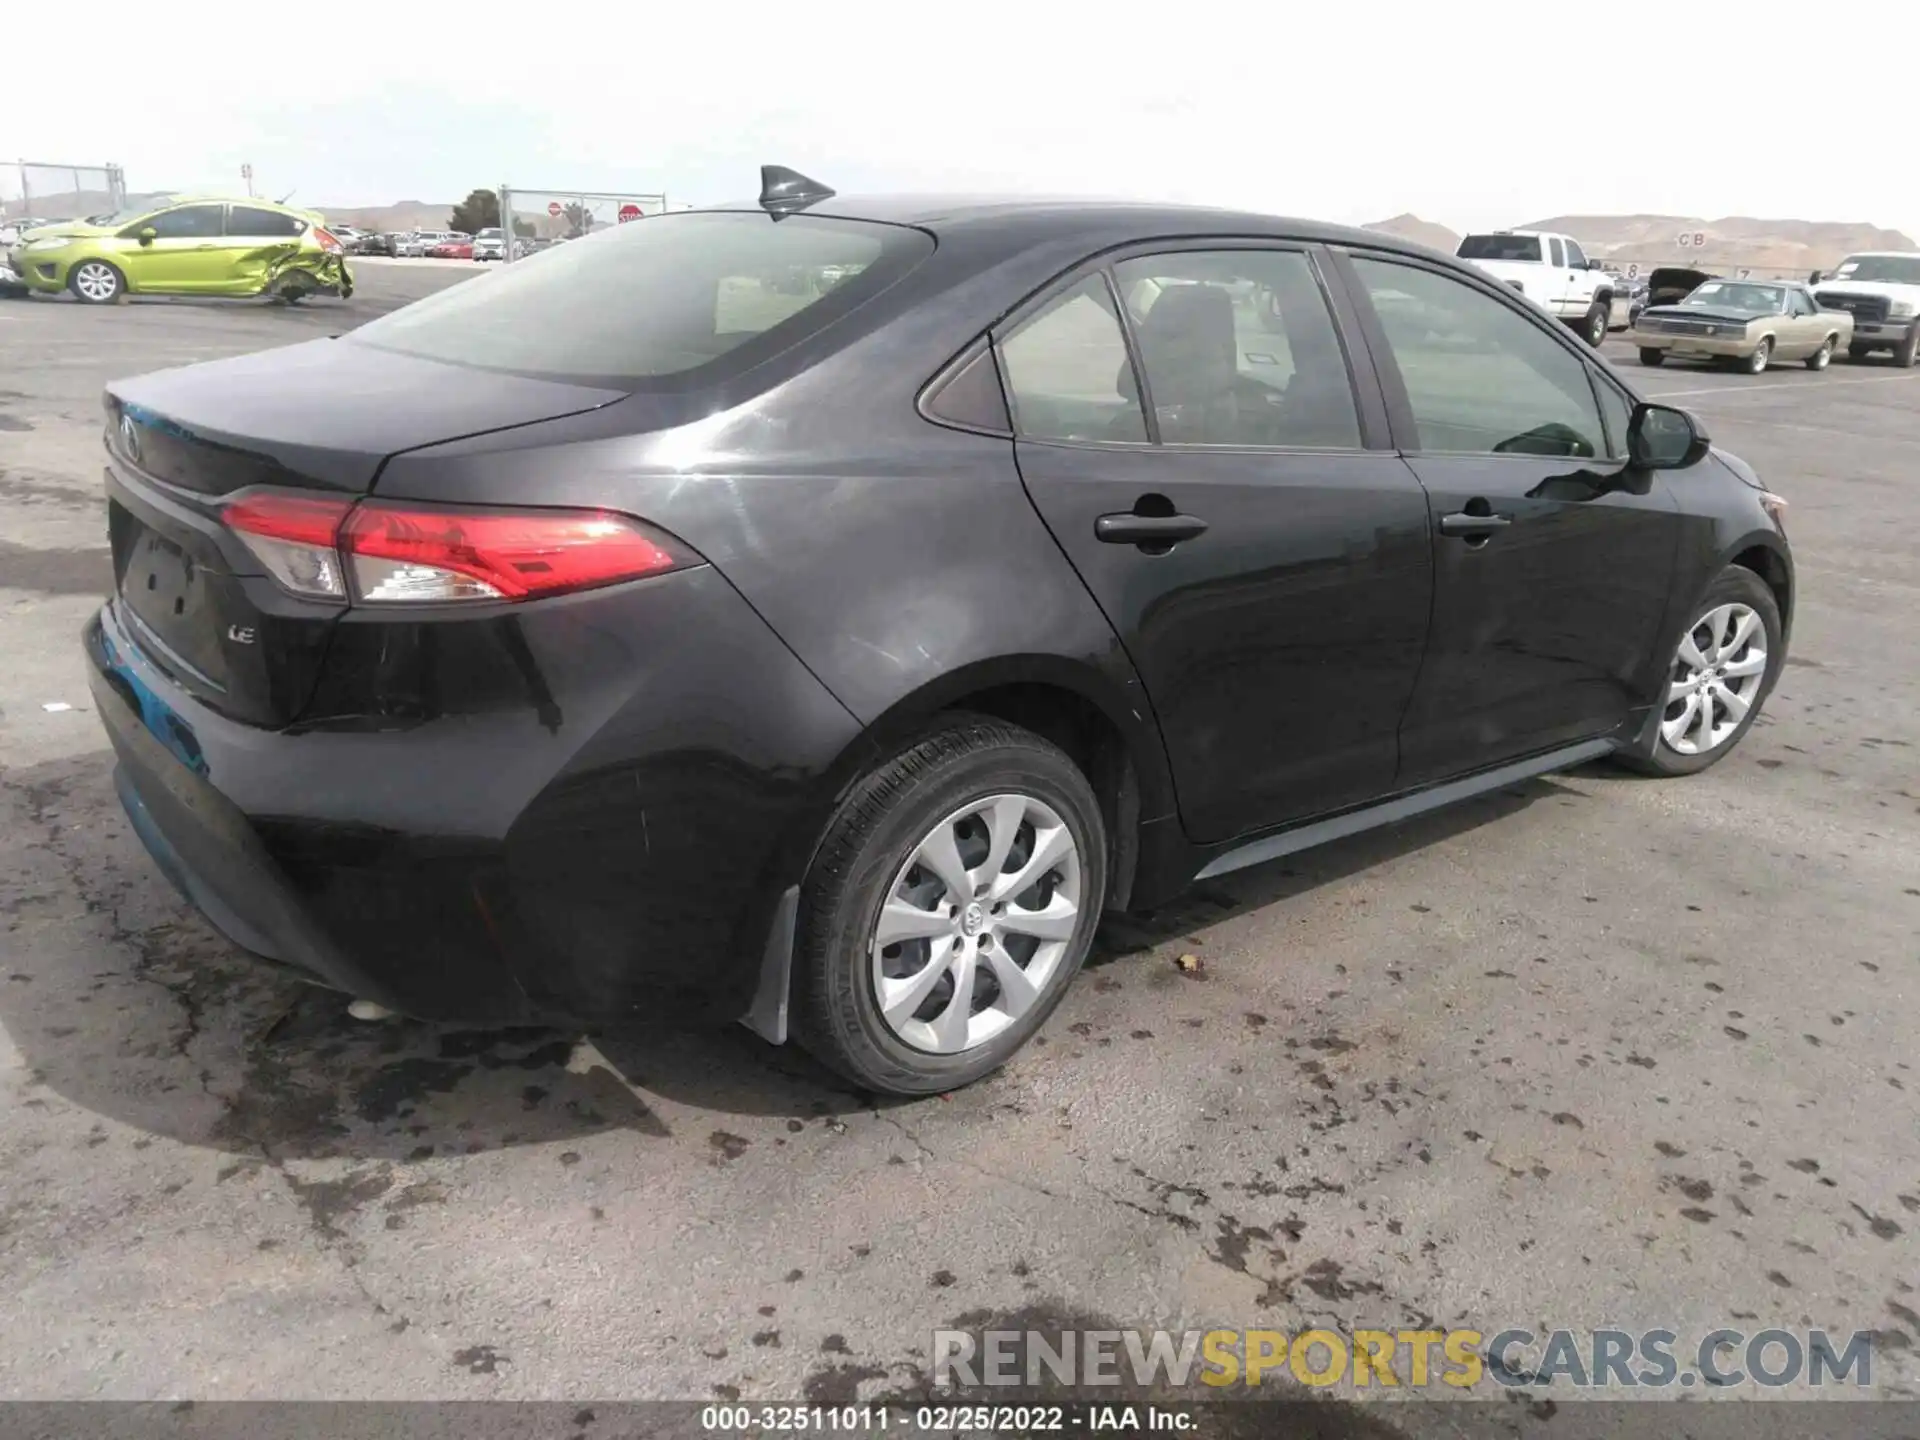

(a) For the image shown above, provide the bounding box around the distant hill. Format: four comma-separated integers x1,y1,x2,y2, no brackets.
1520,214,1917,273
316,200,459,234
1364,213,1461,253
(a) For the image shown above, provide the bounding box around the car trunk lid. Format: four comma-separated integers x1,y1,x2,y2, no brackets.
104,340,625,728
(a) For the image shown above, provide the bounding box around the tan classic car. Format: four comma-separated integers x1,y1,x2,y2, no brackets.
1629,278,1853,374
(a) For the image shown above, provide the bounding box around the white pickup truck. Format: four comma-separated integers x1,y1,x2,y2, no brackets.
1810,252,1920,367
1455,230,1615,347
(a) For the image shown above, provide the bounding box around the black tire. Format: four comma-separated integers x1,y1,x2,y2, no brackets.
1638,347,1666,367
1744,337,1773,374
1806,335,1835,371
1847,342,1872,362
792,714,1107,1096
1616,566,1783,778
1896,324,1920,368
1582,300,1609,348
66,258,124,305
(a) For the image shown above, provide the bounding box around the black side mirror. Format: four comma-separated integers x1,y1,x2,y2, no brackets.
1629,403,1710,469
138,227,157,246
1807,270,1823,285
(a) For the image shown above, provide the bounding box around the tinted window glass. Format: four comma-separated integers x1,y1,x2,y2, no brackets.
348,211,929,387
1565,239,1588,269
228,206,304,238
1592,374,1632,460
1351,257,1605,458
1458,234,1543,262
1112,250,1360,448
999,275,1147,443
141,205,224,239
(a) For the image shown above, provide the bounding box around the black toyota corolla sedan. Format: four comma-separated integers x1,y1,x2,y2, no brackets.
86,167,1793,1095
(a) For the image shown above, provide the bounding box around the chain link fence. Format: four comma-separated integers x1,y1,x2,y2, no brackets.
496,187,672,261
3,160,127,225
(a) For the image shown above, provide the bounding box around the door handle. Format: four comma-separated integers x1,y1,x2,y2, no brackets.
1095,512,1208,547
1438,512,1513,538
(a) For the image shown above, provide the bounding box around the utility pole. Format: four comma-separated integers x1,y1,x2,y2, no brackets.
241,163,255,198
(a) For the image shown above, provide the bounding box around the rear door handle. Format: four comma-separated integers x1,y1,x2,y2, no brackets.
1438,512,1513,538
1095,513,1208,546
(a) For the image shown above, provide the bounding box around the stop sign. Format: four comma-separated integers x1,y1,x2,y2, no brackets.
618,203,643,223
547,201,563,217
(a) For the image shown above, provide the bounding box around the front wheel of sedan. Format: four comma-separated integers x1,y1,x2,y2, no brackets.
1806,336,1834,370
794,715,1107,1095
67,259,124,304
1744,338,1773,374
1621,567,1782,778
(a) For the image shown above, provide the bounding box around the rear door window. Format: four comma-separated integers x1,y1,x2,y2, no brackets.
227,206,305,238
349,211,931,388
1110,249,1361,448
998,275,1147,443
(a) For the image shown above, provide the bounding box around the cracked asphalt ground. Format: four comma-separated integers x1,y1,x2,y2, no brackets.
1,262,1917,1426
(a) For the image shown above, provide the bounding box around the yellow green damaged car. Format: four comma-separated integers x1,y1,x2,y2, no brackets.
4,196,352,305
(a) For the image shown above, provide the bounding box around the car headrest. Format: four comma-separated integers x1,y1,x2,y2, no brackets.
1117,283,1239,406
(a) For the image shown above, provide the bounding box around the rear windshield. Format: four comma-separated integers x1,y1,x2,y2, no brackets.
1457,234,1543,262
348,211,933,389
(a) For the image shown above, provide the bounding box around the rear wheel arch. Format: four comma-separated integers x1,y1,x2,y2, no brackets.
824,664,1171,913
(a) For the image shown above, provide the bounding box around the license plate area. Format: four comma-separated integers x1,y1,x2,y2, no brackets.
111,502,233,694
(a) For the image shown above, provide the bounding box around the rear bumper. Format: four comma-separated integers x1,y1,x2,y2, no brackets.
86,567,862,1028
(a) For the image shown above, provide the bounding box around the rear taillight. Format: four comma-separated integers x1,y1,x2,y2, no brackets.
313,227,343,254
221,493,685,605
222,492,353,599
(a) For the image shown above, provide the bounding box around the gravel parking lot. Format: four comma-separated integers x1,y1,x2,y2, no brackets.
1,260,1916,1420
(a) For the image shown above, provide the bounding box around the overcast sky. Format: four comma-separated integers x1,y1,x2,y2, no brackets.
10,0,1918,237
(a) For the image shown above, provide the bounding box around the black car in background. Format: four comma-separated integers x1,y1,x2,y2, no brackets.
87,169,1794,1095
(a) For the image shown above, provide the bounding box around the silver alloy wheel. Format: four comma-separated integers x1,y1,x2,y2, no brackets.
869,792,1083,1055
73,262,118,302
1810,338,1833,370
1589,305,1607,345
1661,602,1767,756
1746,339,1771,374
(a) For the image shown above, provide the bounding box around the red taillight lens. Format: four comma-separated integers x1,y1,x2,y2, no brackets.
313,227,343,254
221,492,684,605
342,503,680,602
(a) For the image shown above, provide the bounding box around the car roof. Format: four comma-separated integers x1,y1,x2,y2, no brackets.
702,193,1445,259
1835,250,1920,259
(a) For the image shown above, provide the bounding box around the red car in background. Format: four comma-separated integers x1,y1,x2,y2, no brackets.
429,240,475,260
